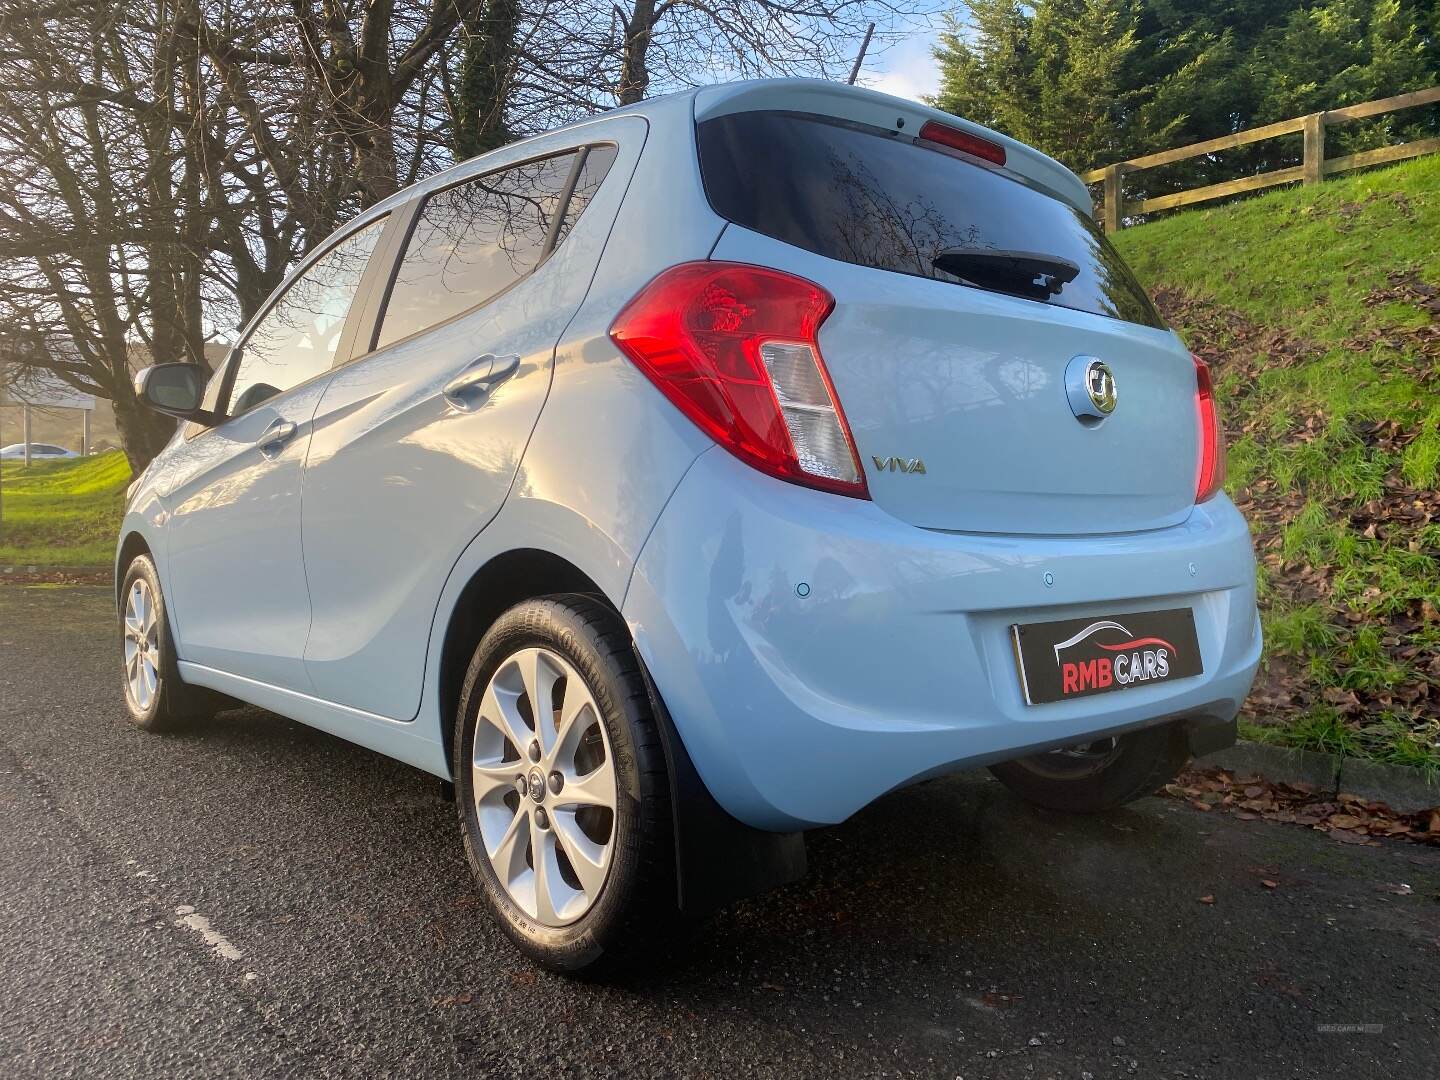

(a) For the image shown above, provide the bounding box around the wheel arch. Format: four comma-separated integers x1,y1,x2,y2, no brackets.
115,530,153,609
435,544,808,916
436,547,611,772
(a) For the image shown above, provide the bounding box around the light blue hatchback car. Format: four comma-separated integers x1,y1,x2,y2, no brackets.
120,79,1260,971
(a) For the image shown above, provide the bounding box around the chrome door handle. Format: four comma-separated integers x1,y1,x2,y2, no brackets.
257,418,297,458
443,354,520,412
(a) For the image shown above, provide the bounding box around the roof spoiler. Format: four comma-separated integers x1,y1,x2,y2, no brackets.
691,79,1093,218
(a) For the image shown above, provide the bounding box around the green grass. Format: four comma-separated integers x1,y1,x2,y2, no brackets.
1116,154,1440,348
0,451,131,566
1116,155,1440,775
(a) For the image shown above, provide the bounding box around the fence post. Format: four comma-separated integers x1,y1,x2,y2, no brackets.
1103,163,1124,232
1303,112,1326,185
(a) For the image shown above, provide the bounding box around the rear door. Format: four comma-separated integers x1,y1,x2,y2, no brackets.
300,134,630,720
159,215,387,689
700,109,1199,536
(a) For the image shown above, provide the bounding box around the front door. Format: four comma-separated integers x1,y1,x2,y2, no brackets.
158,216,387,691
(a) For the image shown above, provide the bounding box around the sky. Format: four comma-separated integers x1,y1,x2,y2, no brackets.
861,22,945,104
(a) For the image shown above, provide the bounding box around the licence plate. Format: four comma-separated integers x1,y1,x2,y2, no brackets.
1010,608,1202,705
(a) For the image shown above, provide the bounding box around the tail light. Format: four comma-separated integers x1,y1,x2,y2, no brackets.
1193,353,1225,502
610,262,868,498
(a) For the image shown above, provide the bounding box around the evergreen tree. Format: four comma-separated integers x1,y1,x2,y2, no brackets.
931,0,1142,171
931,0,1438,189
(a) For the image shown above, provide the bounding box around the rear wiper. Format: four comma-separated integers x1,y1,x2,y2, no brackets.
931,247,1080,300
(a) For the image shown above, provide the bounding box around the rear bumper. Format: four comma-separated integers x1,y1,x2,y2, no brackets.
624,449,1262,831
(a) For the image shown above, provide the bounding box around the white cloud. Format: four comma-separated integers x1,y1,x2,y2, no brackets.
861,27,942,104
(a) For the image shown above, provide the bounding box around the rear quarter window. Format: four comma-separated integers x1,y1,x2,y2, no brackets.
696,111,1163,329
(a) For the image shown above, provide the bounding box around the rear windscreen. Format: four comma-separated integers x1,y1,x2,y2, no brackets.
696,111,1163,329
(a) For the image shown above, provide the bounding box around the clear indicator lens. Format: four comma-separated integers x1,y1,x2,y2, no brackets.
760,341,859,484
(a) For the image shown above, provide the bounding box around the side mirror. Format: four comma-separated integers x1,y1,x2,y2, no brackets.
135,363,221,426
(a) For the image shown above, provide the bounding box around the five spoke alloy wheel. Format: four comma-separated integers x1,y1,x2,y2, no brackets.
122,577,162,712
471,646,618,927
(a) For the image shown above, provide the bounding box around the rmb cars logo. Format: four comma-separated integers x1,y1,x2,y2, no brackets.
1012,607,1198,705
1052,619,1175,696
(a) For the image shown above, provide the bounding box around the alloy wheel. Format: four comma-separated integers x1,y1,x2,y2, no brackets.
471,647,618,927
122,578,161,711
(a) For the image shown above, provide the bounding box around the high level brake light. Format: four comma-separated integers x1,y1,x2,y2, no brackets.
917,121,1007,166
610,262,868,498
1193,353,1225,502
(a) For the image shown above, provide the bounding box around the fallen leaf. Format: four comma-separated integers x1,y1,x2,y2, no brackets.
1331,830,1373,845
1160,766,1439,848
1199,895,1215,905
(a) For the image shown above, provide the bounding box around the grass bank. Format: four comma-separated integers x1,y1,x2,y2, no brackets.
1114,154,1440,775
0,451,131,567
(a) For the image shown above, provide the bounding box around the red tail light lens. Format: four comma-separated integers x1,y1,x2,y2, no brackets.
1193,353,1225,502
610,262,868,498
917,121,1006,166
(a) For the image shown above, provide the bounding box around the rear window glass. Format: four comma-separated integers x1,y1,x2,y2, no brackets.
696,111,1163,329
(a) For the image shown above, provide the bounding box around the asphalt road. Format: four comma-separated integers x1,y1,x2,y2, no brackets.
2,584,1438,1080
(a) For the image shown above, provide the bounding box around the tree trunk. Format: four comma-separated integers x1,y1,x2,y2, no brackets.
453,0,519,159
617,0,657,105
111,375,178,474
355,119,400,206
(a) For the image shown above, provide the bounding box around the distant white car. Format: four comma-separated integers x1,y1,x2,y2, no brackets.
0,442,78,460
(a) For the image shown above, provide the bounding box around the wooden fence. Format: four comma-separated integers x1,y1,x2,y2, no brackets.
1080,86,1440,231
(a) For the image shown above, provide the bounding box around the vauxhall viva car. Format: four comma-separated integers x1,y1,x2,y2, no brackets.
120,79,1261,971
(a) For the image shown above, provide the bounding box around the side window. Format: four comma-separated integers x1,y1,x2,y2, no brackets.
553,145,617,248
375,152,577,350
226,217,385,417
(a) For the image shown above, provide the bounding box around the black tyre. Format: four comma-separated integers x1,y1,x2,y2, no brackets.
988,722,1189,813
453,594,674,972
118,554,220,731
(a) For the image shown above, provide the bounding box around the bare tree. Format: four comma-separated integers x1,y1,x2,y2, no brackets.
607,0,921,105
252,0,489,206
0,0,468,469
0,1,233,468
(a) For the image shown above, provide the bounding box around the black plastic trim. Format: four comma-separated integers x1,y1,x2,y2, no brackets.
540,147,588,256
1184,714,1238,758
634,657,807,914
